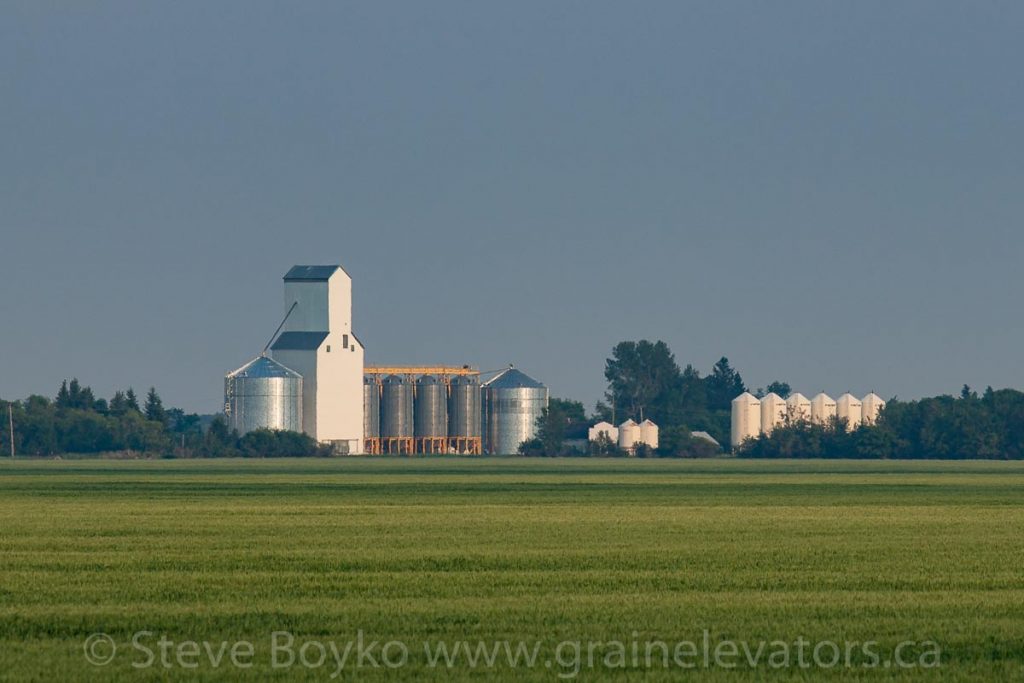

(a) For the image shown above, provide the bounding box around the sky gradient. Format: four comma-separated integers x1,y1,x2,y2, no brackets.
2,2,1023,413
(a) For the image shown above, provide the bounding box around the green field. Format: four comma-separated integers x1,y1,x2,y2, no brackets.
1,458,1022,681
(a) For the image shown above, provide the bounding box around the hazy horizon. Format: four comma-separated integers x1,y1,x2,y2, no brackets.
3,2,1023,413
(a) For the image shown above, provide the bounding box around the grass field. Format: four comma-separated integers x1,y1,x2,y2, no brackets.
1,458,1022,681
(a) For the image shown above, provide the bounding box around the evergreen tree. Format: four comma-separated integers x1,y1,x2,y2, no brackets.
74,384,96,411
704,358,746,411
679,365,708,415
125,388,140,412
68,379,83,407
144,388,166,424
57,379,96,411
56,381,71,409
109,391,128,416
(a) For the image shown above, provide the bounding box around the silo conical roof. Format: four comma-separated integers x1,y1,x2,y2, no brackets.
483,368,545,389
227,355,302,379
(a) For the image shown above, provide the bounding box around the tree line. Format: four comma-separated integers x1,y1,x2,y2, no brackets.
0,379,330,458
5,347,1022,459
741,386,1024,459
524,340,1024,459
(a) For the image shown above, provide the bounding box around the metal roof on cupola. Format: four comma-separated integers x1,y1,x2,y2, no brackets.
283,265,349,282
271,331,329,351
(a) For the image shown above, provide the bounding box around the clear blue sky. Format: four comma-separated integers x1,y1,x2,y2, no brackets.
2,2,1022,413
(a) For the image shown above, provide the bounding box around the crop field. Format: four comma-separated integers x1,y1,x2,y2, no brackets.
1,458,1022,681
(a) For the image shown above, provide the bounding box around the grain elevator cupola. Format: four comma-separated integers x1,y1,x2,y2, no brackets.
270,265,364,453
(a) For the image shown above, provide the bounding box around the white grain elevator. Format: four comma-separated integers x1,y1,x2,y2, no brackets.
270,265,364,453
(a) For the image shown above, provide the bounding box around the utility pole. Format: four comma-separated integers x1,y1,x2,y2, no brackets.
8,404,14,458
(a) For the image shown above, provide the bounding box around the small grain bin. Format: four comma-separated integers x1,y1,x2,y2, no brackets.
810,393,837,425
588,421,619,444
760,392,787,435
862,393,886,425
638,419,659,449
618,419,640,452
730,392,762,448
836,393,863,430
786,392,812,423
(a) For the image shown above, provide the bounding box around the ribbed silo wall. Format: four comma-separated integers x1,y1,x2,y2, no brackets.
224,373,302,436
380,375,413,438
448,377,481,439
363,377,380,438
483,385,548,455
414,376,448,438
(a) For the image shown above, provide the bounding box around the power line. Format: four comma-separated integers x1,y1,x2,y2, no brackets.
263,301,298,355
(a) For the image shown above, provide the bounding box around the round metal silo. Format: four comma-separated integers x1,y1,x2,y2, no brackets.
224,355,302,436
380,375,413,438
414,376,447,438
482,368,548,455
448,376,481,439
363,377,380,438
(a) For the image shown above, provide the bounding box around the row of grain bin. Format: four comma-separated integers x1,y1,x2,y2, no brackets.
588,419,659,453
731,391,886,447
363,366,548,455
364,375,482,453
